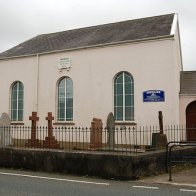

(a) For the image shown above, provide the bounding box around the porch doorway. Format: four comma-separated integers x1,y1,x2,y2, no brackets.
186,101,196,141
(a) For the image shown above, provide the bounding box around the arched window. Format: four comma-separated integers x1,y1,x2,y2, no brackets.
11,81,24,121
114,72,134,121
57,77,73,121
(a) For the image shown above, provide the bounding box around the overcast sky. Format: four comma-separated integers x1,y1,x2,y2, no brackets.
0,0,195,70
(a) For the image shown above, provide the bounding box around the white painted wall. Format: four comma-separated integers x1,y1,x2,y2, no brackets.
0,35,181,127
0,57,37,124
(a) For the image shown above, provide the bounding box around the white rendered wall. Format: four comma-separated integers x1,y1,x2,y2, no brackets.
0,57,37,124
0,37,181,127
37,38,180,127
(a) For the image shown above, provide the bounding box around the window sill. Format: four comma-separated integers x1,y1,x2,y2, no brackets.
11,122,25,125
53,122,75,126
115,122,137,126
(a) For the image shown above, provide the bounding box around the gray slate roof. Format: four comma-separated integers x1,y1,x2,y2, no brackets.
180,71,196,94
0,13,174,59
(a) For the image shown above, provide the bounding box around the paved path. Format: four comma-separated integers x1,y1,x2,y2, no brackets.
139,167,196,187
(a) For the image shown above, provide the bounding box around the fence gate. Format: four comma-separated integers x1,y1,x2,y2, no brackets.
186,101,196,141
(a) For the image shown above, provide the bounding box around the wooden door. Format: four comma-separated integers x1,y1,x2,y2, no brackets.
186,101,196,141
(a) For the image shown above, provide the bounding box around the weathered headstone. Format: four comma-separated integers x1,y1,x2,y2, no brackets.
43,112,60,149
0,113,12,146
152,111,167,149
106,112,115,149
90,118,103,149
25,112,42,148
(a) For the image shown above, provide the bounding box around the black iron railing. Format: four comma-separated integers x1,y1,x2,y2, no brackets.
0,125,191,154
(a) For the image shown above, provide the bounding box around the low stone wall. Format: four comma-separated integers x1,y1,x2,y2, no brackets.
0,147,195,179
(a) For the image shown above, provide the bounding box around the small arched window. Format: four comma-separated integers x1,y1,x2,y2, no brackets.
57,77,73,121
114,72,134,121
11,81,24,121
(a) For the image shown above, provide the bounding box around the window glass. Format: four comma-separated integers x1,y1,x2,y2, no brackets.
114,72,134,121
115,106,123,121
57,77,73,121
11,81,23,121
115,95,123,106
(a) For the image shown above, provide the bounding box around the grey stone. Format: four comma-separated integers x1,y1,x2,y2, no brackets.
151,133,167,149
0,113,12,146
106,112,115,149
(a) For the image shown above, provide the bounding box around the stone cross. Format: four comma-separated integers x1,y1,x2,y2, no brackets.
29,112,39,141
0,113,12,147
46,112,54,139
43,112,60,149
106,112,115,149
158,111,163,134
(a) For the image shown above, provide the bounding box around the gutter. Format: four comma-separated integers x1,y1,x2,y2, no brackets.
0,34,174,61
179,94,196,97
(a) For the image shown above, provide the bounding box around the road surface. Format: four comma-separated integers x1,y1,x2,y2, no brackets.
0,169,195,196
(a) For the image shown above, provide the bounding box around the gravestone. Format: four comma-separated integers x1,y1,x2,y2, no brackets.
90,118,103,149
25,112,42,148
43,112,60,149
106,112,115,149
152,111,167,149
0,113,12,146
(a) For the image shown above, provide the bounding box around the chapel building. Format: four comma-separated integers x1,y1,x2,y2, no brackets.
0,13,195,140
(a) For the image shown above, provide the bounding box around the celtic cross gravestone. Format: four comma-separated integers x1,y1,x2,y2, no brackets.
25,112,42,148
43,112,60,149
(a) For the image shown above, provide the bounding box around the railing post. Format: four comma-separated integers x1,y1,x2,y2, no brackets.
168,145,173,181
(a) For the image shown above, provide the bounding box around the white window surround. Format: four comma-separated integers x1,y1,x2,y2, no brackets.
11,81,24,121
114,71,134,122
57,77,73,122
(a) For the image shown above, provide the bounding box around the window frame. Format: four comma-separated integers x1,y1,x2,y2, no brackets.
57,77,73,122
10,81,24,122
114,71,134,122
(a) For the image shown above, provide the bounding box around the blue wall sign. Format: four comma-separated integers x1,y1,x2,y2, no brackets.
143,90,165,102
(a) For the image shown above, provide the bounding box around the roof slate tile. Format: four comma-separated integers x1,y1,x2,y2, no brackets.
180,71,196,94
0,13,174,59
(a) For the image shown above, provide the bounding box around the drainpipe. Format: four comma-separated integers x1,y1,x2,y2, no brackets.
35,54,39,113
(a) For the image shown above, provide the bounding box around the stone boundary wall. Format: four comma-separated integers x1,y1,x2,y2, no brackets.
0,148,195,179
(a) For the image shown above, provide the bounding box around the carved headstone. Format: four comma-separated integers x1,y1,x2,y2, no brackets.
25,112,41,148
90,118,103,149
0,113,12,146
106,112,115,149
43,112,60,149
